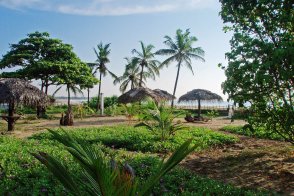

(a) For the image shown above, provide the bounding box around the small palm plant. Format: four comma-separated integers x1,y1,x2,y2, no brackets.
135,101,187,141
32,129,196,196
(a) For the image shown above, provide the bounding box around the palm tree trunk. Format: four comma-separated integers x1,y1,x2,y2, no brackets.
198,99,201,118
171,62,181,108
97,72,102,111
8,102,15,131
131,80,134,89
139,64,144,87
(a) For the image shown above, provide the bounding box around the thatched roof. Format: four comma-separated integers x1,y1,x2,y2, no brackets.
153,89,176,101
0,78,49,107
118,87,175,104
178,89,223,102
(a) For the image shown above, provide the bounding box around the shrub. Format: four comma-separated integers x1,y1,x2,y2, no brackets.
135,102,186,141
32,126,238,153
221,125,285,141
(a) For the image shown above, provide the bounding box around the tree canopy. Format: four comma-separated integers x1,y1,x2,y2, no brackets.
219,0,294,143
0,31,87,95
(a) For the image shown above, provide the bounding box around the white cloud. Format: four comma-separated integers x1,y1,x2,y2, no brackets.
0,0,218,15
0,0,42,9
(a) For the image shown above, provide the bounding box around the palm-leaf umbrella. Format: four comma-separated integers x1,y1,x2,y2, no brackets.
0,78,49,131
118,87,175,104
178,89,223,118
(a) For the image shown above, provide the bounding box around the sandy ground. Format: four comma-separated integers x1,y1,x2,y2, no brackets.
0,116,293,194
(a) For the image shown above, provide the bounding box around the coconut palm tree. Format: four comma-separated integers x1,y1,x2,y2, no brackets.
132,41,160,87
156,29,205,107
114,58,154,93
94,42,117,111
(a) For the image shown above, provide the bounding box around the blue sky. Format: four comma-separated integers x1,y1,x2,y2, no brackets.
0,0,232,99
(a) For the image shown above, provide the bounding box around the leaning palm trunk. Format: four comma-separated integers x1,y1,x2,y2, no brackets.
171,62,181,108
97,72,102,111
32,129,196,196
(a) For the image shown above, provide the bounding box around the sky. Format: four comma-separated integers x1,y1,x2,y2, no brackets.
0,0,232,100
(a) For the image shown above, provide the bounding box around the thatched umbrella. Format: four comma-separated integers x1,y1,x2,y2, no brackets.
178,89,223,118
0,78,49,131
118,87,175,104
153,89,176,101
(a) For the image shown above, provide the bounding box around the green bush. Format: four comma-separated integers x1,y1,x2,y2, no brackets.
87,96,118,110
32,126,238,153
221,125,285,141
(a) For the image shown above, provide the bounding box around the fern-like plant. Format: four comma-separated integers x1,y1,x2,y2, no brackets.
135,101,187,141
32,129,195,196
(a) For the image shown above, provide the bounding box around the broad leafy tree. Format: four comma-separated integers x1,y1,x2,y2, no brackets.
156,29,205,107
54,61,98,125
219,0,294,143
0,32,98,120
132,41,160,87
0,32,75,94
93,42,117,111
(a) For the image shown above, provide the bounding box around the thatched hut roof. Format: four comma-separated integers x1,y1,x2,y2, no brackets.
0,78,49,107
118,87,175,104
178,89,223,103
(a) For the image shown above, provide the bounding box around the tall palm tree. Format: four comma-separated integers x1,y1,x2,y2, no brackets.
132,41,160,87
94,42,117,111
114,58,154,93
156,29,205,107
114,58,141,93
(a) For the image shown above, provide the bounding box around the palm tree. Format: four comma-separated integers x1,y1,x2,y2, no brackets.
132,41,160,87
114,58,154,93
156,29,205,107
94,42,117,111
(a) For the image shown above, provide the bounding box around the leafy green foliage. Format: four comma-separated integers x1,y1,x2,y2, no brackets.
206,110,219,120
135,102,187,141
221,125,285,141
156,29,205,107
32,129,197,196
33,126,237,153
219,0,294,143
0,132,262,195
87,96,118,110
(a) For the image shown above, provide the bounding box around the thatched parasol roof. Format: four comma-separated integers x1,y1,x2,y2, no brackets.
0,78,49,107
178,89,223,102
118,87,175,104
153,89,176,101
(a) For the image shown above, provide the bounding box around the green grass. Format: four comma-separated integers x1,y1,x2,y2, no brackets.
221,125,285,141
31,125,238,153
0,131,266,195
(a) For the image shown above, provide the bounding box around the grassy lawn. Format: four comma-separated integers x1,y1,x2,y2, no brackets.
31,126,238,153
221,125,285,141
0,125,267,195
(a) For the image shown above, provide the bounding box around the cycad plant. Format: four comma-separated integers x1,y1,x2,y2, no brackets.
135,101,187,141
32,129,196,196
